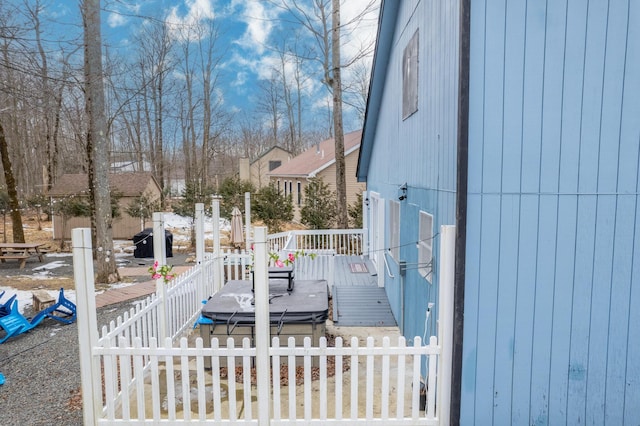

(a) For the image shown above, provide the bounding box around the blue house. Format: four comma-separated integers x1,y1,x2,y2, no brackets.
357,0,640,424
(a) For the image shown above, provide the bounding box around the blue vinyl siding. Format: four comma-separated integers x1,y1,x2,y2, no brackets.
462,0,640,424
363,0,459,342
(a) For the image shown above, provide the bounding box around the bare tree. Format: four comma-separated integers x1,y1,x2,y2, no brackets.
82,0,119,283
0,122,25,242
256,72,283,148
269,0,378,228
331,0,347,228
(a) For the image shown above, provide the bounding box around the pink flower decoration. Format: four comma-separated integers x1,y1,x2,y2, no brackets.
275,259,284,268
288,253,295,262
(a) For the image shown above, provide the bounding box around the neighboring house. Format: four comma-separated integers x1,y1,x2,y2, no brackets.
269,130,365,222
239,146,292,189
358,1,640,424
48,172,162,240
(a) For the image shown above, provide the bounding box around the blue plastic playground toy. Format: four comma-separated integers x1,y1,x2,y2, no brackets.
0,372,5,385
0,288,76,344
0,291,17,317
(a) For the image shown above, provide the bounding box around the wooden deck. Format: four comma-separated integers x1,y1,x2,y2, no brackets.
331,255,397,327
332,255,378,286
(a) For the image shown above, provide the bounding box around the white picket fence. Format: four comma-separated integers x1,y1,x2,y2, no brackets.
95,334,439,425
74,216,446,425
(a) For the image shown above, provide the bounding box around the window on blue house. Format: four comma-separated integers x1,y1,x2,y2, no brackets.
402,29,419,120
389,200,400,261
418,211,433,282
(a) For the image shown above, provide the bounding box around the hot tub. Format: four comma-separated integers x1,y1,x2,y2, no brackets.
199,279,329,367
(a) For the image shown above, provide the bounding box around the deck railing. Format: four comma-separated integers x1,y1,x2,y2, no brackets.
221,247,336,288
268,229,366,256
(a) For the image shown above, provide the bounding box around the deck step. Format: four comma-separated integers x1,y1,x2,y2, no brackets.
333,286,397,327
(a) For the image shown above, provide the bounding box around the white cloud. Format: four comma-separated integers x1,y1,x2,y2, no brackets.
107,12,127,28
233,0,281,55
166,0,216,41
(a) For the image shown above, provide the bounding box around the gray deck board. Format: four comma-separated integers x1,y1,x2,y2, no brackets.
331,255,396,327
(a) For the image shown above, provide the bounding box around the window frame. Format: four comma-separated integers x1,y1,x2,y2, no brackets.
418,210,433,282
389,200,400,261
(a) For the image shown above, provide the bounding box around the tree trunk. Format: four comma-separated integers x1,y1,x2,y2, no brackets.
83,0,119,283
332,0,348,229
0,123,25,243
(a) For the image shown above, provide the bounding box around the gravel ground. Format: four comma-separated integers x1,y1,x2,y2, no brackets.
0,299,141,425
0,253,192,425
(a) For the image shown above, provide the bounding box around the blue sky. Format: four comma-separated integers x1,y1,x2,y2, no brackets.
5,0,379,143
41,0,380,135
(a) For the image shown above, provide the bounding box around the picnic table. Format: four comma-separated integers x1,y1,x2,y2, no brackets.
0,243,45,269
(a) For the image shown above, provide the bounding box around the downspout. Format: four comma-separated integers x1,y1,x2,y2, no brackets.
451,0,470,424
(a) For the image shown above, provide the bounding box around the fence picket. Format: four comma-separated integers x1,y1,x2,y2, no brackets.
164,339,177,421
366,336,375,419
149,338,161,421
118,336,132,420
179,337,191,421
304,337,312,420
335,336,343,420
226,338,238,421
350,336,359,421
242,337,252,421
412,337,423,420
133,337,146,420
195,339,206,420
397,336,406,419
211,338,222,423
287,336,296,420
319,336,327,421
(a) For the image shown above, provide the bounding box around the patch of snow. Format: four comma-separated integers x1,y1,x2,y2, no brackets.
33,260,70,272
44,252,73,258
0,286,75,314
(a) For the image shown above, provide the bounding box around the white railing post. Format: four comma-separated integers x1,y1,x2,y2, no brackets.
195,203,205,304
153,212,168,344
244,192,251,248
73,228,101,425
253,227,271,424
328,253,335,290
195,203,204,265
362,190,369,254
212,196,223,292
437,225,455,424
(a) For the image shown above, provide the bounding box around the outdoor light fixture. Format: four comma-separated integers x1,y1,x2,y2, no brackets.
398,183,408,201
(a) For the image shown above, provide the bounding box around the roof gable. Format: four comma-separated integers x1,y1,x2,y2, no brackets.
269,130,362,177
48,172,160,197
251,146,291,166
357,0,400,182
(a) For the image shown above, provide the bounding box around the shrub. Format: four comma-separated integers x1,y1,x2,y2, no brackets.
300,177,336,229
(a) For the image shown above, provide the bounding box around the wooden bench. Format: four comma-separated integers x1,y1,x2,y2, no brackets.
0,255,30,269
